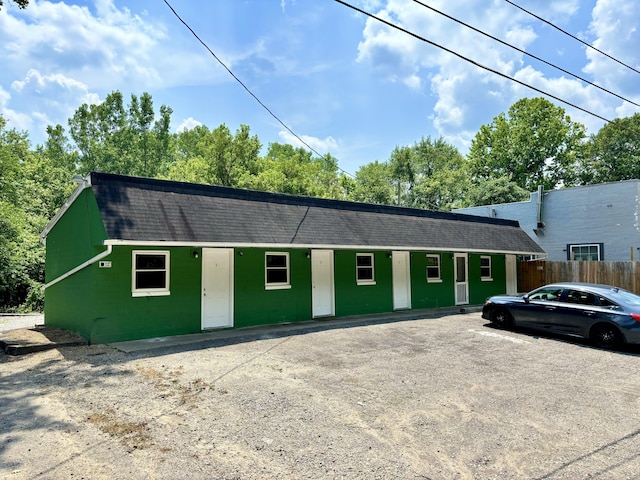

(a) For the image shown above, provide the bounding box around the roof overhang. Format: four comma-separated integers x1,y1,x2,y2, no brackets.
103,239,547,257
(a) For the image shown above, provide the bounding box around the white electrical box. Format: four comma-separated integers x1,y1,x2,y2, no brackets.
99,261,112,268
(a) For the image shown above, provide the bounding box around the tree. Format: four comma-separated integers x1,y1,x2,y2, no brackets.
374,137,470,210
166,123,261,187
247,143,342,198
579,113,640,184
352,161,394,205
468,97,587,191
463,177,530,207
0,116,43,310
406,137,471,210
68,91,173,177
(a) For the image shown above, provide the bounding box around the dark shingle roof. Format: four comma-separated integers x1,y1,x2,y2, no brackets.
89,172,544,254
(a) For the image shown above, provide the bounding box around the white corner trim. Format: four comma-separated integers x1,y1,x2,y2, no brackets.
41,244,112,292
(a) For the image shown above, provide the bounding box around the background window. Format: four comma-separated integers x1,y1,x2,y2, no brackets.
569,244,601,261
266,252,290,288
480,256,492,280
356,253,375,284
426,254,441,282
132,251,170,296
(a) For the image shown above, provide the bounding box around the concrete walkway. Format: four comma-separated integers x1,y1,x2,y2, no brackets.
111,306,483,354
0,313,44,333
1,306,483,355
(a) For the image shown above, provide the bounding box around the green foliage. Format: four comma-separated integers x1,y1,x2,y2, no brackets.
468,97,587,191
463,177,530,207
353,161,394,204
579,113,640,184
384,137,470,210
0,118,46,310
69,91,173,178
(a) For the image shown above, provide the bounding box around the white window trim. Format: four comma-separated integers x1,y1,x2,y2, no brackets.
132,250,170,297
480,255,493,281
265,252,291,290
569,243,602,261
426,254,442,283
356,253,376,286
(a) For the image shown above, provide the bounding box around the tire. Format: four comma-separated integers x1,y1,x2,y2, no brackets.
491,307,513,329
590,324,623,350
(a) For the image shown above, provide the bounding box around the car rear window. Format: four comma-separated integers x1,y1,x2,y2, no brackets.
609,289,640,306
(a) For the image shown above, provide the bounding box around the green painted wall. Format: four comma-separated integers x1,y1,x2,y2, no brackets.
334,250,393,316
468,253,507,304
44,188,107,281
410,252,455,308
47,245,203,344
234,248,312,328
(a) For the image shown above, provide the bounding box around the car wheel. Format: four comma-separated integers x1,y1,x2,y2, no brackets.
590,324,623,350
491,307,513,329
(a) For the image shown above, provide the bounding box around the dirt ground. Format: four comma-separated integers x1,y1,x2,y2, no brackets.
2,312,640,479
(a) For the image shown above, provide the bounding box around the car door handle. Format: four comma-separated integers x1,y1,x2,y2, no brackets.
584,311,596,316
545,306,556,311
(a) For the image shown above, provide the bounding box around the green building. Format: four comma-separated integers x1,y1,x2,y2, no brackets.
41,172,544,344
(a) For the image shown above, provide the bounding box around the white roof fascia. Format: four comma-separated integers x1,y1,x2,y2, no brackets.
102,239,546,257
40,175,92,245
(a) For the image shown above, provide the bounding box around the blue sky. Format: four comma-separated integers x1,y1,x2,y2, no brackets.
1,0,639,175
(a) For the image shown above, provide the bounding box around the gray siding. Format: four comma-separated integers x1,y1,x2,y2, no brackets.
454,180,640,261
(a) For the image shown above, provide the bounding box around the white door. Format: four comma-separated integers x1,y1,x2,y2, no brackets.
454,253,469,305
201,248,234,329
392,251,411,310
312,249,334,318
505,254,518,295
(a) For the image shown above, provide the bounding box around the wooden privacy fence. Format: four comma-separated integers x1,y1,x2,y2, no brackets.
519,261,640,295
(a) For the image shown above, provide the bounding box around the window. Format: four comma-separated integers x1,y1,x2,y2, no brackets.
528,287,563,302
569,244,602,261
480,256,492,281
426,254,441,282
356,253,375,285
564,289,596,305
265,252,290,289
132,251,170,296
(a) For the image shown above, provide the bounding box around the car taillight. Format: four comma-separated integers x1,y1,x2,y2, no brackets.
630,313,640,323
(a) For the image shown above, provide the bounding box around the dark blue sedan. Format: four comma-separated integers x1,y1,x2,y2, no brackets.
482,282,640,349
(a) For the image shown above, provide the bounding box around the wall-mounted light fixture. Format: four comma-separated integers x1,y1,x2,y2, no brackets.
191,250,199,259
305,252,311,259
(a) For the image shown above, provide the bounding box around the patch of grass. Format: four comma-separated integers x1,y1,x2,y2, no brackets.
87,408,152,449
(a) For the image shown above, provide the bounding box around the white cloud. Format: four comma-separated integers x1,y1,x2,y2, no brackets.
584,0,640,97
176,117,203,133
0,0,219,91
0,85,32,132
352,0,635,149
278,130,339,154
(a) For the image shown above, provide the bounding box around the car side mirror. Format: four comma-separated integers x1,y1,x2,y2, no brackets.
523,294,530,304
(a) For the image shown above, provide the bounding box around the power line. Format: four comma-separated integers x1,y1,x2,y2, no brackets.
412,0,640,108
162,0,355,178
505,0,640,77
335,0,612,124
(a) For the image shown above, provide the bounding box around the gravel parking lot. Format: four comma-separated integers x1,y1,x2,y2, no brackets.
2,312,640,479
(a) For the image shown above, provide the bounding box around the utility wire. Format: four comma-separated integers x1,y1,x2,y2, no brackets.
413,0,640,108
162,0,355,178
335,0,612,123
505,0,640,77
